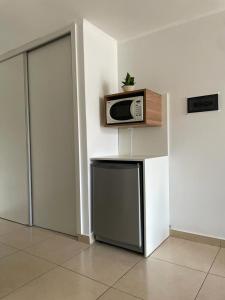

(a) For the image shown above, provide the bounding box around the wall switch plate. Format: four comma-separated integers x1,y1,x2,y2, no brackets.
187,94,219,113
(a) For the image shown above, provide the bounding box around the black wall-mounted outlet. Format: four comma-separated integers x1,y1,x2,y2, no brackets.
187,94,219,113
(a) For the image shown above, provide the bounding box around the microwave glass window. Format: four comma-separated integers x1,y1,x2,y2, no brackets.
110,100,133,120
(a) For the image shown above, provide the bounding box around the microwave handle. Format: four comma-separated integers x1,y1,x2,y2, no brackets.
130,100,136,118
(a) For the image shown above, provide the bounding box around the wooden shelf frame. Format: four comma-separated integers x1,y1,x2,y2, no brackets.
104,89,162,128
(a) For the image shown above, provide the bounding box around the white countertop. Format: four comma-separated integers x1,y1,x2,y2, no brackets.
91,154,168,162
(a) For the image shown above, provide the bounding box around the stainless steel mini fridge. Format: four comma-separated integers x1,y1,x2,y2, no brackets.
91,161,143,253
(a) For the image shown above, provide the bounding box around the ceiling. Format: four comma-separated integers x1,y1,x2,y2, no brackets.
0,0,225,54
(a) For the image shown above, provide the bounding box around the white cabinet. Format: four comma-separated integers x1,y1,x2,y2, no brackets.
0,54,29,224
91,155,169,257
143,155,169,256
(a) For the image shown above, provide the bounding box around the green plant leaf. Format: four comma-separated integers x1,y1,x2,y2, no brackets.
121,72,135,86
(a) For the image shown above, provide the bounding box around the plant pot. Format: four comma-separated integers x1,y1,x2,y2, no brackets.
122,85,135,92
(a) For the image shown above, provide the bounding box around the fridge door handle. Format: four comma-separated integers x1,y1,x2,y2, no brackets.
137,168,142,247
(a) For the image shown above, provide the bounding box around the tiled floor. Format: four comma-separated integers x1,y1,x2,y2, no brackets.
0,219,225,299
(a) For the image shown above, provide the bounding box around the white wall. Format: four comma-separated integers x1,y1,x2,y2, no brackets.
118,95,168,157
82,20,118,235
118,11,225,239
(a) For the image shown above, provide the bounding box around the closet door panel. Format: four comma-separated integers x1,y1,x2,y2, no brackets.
0,54,29,224
28,36,77,235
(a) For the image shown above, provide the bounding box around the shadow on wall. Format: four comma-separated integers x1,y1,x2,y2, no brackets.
99,81,111,127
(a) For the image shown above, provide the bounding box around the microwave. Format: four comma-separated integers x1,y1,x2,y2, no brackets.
106,96,144,125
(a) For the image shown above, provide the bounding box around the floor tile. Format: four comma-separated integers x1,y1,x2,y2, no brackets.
99,288,141,299
0,226,56,249
151,237,219,272
114,258,206,300
25,235,89,264
0,242,17,258
196,274,225,300
0,219,25,235
0,251,55,298
3,267,107,300
63,243,142,285
210,248,225,277
221,240,225,248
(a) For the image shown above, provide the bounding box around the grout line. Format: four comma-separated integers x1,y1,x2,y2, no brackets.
0,226,90,268
194,246,221,300
0,228,62,251
57,240,144,297
109,256,144,299
113,286,144,300
21,249,63,265
150,256,208,273
4,220,224,299
0,263,58,300
117,288,144,299
96,287,143,300
59,243,144,299
0,239,20,249
0,248,20,262
0,252,109,300
22,246,89,267
59,245,144,294
0,240,20,251
95,287,112,300
59,242,91,266
112,256,143,286
0,224,92,299
116,286,145,299
149,236,170,256
60,265,111,287
0,235,54,252
0,239,89,268
61,256,144,298
0,248,59,268
54,265,110,288
0,227,27,238
208,247,221,274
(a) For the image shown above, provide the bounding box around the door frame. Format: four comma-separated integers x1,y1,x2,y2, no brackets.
0,23,82,235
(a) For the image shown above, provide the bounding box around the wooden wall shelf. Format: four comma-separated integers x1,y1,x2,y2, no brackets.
104,89,162,128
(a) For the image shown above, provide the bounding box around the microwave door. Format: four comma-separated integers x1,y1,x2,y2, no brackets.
108,100,134,124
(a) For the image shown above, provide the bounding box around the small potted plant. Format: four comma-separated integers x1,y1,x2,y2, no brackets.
122,72,135,92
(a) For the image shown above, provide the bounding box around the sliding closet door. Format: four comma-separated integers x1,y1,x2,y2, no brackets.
28,35,77,235
0,54,29,224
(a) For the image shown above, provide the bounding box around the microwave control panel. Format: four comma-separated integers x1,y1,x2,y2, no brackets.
134,98,143,120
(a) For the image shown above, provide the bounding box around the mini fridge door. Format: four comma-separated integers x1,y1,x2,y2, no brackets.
92,161,143,253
